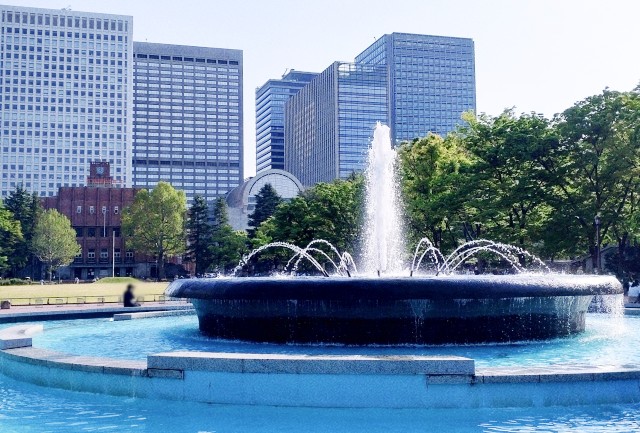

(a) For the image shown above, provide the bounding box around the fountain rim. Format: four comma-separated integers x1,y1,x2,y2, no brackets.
166,274,622,301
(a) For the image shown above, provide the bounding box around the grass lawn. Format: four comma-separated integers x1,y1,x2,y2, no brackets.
0,281,169,305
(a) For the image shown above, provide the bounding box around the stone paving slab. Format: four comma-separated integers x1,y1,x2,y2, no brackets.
477,364,640,383
113,308,195,321
2,346,147,376
148,351,476,375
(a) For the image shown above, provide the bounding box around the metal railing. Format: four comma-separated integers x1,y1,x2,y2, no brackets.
0,294,189,307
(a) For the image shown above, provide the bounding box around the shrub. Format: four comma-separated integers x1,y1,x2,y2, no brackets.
0,278,32,286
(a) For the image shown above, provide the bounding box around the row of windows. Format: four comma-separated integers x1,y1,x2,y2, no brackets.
136,63,238,72
73,205,119,215
0,184,124,197
80,249,133,260
134,99,238,106
135,53,237,65
75,226,121,237
2,11,129,32
134,78,239,87
2,169,122,179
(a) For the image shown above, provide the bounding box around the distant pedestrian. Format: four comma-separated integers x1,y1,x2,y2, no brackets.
123,284,140,308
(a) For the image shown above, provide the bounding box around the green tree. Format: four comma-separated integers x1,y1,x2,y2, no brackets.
458,111,559,256
535,88,640,264
398,132,471,250
0,205,23,277
31,209,80,281
210,198,247,273
252,176,364,273
122,182,187,280
3,185,42,276
248,183,283,236
185,195,213,275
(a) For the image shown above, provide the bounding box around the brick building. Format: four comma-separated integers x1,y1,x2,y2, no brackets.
42,162,148,280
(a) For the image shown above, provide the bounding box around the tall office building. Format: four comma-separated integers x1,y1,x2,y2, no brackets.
285,62,387,186
255,70,317,173
285,32,475,186
132,42,243,203
0,5,133,198
356,32,476,141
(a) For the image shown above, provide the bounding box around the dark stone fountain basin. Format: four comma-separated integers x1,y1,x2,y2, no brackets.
166,275,622,345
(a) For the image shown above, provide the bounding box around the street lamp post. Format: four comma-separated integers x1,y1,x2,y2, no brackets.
594,215,601,274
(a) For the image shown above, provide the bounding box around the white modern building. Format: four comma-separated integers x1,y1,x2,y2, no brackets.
0,5,134,198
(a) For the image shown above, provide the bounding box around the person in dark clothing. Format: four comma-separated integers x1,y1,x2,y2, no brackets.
123,284,140,307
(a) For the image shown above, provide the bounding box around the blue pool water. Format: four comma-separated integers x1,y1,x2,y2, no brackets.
30,313,639,369
1,372,640,432
2,311,640,431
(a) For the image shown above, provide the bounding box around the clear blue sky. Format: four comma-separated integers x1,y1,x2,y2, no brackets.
6,0,640,177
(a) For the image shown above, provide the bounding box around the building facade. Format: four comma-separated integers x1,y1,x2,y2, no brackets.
132,42,243,203
255,70,317,173
285,62,387,186
0,5,134,199
284,32,475,186
42,161,141,280
355,32,476,142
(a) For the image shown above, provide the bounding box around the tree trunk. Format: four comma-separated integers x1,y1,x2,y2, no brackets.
618,232,628,278
157,251,165,281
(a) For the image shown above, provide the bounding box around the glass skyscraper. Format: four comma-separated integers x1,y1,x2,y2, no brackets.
255,70,317,173
132,42,243,203
0,5,133,198
356,32,476,142
285,62,387,186
285,32,475,186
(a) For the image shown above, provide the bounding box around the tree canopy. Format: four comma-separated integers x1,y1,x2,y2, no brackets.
185,195,214,276
209,198,247,274
31,209,80,281
248,183,283,236
3,185,42,276
0,204,23,277
398,132,470,250
396,87,640,276
122,182,187,280
251,176,364,273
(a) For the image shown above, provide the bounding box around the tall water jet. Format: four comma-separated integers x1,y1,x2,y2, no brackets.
363,123,405,274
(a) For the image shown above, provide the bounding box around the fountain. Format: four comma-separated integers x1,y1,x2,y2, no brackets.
363,122,405,274
167,124,622,345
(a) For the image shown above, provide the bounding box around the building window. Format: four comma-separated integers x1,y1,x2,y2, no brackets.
87,249,95,259
88,227,96,237
113,227,121,237
89,206,95,214
102,206,107,214
113,206,119,214
76,205,82,214
74,227,83,237
100,249,108,259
